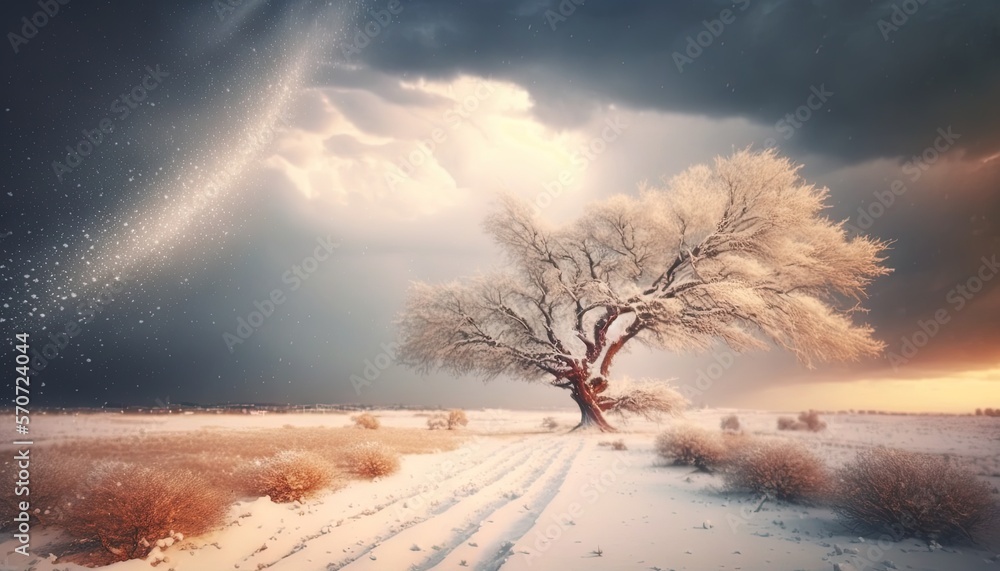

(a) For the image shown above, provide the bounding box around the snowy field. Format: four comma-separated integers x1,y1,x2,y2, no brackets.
2,408,999,571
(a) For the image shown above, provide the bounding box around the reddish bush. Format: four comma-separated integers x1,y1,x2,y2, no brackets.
832,447,1000,543
245,450,333,503
720,414,741,432
776,410,827,432
655,426,727,471
447,409,469,429
66,462,227,563
723,441,829,502
798,410,827,431
777,416,799,430
352,412,380,430
347,442,400,479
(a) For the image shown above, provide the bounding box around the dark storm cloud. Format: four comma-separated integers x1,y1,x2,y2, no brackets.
350,0,1000,163
1,0,326,406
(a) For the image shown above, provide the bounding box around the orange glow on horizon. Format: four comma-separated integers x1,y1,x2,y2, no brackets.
739,368,1000,413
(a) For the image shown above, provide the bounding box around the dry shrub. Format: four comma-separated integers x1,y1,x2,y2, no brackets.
720,414,741,432
352,412,381,430
541,417,559,430
776,410,827,432
245,450,333,503
35,424,458,480
833,447,1000,543
723,441,829,502
427,414,449,430
655,425,727,471
798,410,827,431
447,409,469,429
610,439,627,451
0,423,461,536
0,453,83,529
777,416,799,430
347,442,400,479
66,462,227,563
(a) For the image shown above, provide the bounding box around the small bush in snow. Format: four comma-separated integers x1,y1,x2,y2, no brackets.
447,409,469,429
246,450,333,503
776,410,827,432
352,412,380,430
777,416,799,430
347,442,400,479
66,462,226,563
798,410,827,431
655,425,727,471
610,439,627,451
724,441,829,502
720,414,741,432
541,416,559,431
427,414,449,430
832,447,1000,543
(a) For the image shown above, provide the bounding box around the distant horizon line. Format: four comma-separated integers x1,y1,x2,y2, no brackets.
0,402,989,416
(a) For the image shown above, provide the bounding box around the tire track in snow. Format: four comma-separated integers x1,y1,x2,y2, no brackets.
261,435,562,571
441,437,586,571
338,437,579,571
429,437,585,571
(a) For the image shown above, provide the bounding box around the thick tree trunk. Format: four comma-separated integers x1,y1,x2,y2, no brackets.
569,379,617,432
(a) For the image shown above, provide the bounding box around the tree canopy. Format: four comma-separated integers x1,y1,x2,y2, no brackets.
397,150,890,430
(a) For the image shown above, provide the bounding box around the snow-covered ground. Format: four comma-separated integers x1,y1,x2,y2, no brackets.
3,408,999,571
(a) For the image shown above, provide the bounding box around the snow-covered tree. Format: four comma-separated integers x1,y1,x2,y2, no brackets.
397,150,890,431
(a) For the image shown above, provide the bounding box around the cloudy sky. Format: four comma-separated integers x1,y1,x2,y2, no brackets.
1,0,998,412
